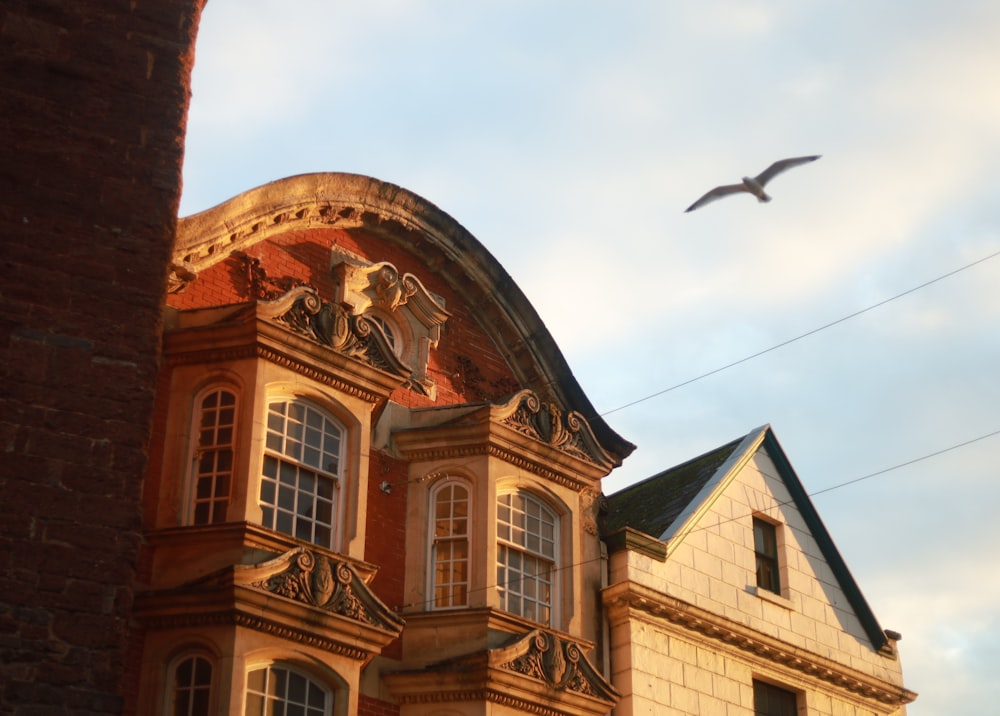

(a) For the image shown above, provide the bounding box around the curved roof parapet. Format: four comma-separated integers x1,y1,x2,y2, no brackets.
175,173,635,466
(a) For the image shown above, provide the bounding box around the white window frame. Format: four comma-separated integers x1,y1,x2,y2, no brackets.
244,662,333,716
495,490,559,626
166,651,215,716
259,398,344,549
428,478,472,609
185,386,238,526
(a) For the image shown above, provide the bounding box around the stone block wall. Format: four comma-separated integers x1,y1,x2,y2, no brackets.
0,1,203,712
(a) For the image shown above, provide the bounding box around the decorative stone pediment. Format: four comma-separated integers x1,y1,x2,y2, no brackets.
238,547,404,633
494,629,618,703
385,626,618,715
496,390,615,470
256,285,422,392
332,256,450,398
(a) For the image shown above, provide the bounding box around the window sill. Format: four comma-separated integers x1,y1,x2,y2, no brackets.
748,585,793,610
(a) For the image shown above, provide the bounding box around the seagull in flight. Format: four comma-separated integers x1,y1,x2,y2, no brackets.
685,155,821,212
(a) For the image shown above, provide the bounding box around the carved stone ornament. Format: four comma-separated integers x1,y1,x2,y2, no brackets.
332,259,449,329
496,390,615,469
256,285,423,392
495,629,618,702
241,547,404,632
332,257,450,397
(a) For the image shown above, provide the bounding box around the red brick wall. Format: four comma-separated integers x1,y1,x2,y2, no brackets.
168,226,523,407
358,693,401,716
0,1,204,713
365,451,408,661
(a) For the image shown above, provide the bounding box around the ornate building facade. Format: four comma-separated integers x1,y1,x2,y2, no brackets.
2,4,914,712
130,173,915,715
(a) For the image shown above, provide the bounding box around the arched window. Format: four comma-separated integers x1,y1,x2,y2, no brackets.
260,399,343,548
429,480,470,609
189,387,237,525
171,654,213,716
245,663,331,716
496,491,558,625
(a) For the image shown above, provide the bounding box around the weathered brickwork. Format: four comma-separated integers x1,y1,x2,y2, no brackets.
0,1,204,712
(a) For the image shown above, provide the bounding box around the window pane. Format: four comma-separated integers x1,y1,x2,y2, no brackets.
287,672,306,703
278,485,295,511
244,693,264,716
175,657,193,685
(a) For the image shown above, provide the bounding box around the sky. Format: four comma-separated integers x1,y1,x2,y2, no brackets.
180,2,1000,712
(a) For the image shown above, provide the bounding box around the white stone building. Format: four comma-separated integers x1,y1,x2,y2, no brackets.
603,425,916,715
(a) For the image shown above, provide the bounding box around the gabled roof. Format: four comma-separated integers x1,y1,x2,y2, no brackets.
604,425,891,652
603,437,744,539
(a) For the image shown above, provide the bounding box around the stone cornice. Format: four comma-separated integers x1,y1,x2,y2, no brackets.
603,527,668,562
602,580,917,709
162,306,404,404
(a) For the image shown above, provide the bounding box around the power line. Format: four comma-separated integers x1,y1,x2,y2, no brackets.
806,426,1000,498
600,247,1000,418
696,426,1000,535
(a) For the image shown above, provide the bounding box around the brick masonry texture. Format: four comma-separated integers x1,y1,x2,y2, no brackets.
0,1,204,713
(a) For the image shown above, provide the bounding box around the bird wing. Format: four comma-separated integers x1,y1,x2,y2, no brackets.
753,155,820,186
684,183,748,212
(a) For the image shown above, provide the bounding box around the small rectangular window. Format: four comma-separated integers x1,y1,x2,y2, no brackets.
753,517,781,594
753,679,798,716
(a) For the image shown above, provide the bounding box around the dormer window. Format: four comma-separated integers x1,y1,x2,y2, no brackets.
260,399,343,548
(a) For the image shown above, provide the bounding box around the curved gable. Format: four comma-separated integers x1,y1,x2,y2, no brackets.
173,173,634,466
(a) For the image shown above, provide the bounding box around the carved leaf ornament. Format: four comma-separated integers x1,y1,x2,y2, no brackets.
247,548,404,630
498,390,614,468
497,630,608,699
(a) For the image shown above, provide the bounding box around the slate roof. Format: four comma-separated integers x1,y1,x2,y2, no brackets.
603,437,743,539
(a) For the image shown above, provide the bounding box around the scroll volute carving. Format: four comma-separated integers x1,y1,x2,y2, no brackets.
495,390,616,470
495,629,619,702
332,259,450,397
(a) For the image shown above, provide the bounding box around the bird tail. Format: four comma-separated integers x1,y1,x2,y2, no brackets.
759,193,772,203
